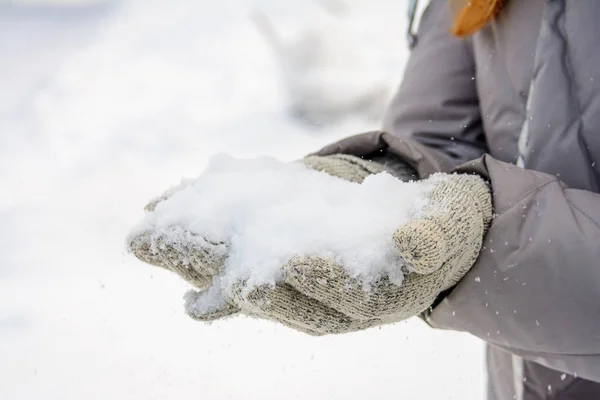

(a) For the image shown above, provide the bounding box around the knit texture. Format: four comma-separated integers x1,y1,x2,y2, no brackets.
222,174,491,335
278,175,491,326
302,152,416,183
128,153,408,318
302,154,385,182
128,229,227,290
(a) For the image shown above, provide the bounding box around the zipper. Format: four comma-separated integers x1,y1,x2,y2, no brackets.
407,0,419,49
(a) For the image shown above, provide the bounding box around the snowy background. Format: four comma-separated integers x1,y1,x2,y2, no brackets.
0,1,486,399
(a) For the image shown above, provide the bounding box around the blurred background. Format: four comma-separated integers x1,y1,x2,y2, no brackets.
0,0,486,399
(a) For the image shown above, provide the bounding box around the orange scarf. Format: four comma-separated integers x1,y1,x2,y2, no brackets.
450,0,505,37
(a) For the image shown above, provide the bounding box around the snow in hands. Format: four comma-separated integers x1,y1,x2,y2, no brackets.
127,154,434,313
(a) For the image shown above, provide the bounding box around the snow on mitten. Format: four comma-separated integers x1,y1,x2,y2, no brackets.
128,211,239,320
128,153,413,323
217,173,492,334
128,178,240,320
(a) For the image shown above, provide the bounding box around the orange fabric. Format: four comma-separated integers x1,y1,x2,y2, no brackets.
449,0,504,37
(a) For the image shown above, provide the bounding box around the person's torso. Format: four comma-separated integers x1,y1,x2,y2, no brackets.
467,1,600,399
473,0,600,192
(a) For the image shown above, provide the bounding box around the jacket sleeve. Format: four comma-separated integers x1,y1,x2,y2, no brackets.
421,155,600,383
316,143,600,383
314,0,487,177
381,0,487,168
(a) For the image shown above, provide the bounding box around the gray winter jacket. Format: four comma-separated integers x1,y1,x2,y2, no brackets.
313,1,600,399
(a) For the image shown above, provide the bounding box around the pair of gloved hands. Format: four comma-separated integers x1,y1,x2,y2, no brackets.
128,154,492,335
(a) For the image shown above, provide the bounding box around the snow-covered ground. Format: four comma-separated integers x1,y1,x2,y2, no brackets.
0,1,486,399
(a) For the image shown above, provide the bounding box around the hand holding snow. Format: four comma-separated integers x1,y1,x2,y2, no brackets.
128,154,433,301
127,155,491,333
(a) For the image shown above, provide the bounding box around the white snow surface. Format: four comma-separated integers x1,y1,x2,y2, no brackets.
0,1,486,399
130,154,433,296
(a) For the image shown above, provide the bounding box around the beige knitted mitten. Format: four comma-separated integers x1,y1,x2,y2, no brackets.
128,154,491,334
198,173,492,335
128,154,401,322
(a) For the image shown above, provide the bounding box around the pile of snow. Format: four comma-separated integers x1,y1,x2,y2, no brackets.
129,154,433,300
